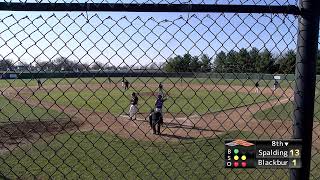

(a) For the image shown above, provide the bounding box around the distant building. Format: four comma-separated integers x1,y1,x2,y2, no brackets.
15,64,31,72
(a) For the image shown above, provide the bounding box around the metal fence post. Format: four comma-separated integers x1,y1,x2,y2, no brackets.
291,0,319,179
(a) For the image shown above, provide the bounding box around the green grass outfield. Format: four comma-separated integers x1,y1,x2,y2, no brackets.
31,85,272,116
254,87,320,121
254,101,294,121
2,130,315,180
254,101,320,121
0,77,291,89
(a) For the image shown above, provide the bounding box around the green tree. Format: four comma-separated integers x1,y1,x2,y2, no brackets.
260,49,276,73
225,50,238,73
237,48,252,72
278,50,296,74
249,48,262,73
189,56,201,72
164,53,209,72
182,53,192,72
200,54,212,72
164,55,183,72
213,51,227,73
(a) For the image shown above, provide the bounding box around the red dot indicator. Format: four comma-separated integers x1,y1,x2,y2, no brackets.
241,162,247,167
234,162,239,167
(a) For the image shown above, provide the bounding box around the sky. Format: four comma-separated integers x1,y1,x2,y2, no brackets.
0,0,300,67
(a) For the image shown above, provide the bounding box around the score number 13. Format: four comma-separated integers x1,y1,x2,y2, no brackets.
290,149,300,157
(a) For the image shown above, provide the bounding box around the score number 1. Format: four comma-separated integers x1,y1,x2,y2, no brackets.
289,149,301,168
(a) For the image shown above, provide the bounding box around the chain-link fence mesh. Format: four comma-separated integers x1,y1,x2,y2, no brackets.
0,0,299,5
0,0,319,179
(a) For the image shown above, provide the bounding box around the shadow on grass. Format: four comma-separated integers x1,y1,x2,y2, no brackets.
164,122,224,132
158,133,197,140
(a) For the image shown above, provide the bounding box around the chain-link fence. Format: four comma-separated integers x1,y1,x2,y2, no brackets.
0,0,319,179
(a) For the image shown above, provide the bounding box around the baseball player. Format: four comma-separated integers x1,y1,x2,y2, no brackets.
273,80,279,91
124,80,129,90
149,109,163,135
155,94,166,114
129,92,138,120
37,79,42,88
158,82,164,96
255,81,260,93
121,77,125,88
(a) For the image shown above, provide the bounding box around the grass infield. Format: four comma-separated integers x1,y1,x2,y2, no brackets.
31,86,272,116
0,96,67,124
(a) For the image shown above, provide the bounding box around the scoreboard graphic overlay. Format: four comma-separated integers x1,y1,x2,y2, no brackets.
225,139,302,168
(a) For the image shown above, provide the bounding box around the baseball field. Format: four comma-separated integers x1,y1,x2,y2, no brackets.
0,77,320,179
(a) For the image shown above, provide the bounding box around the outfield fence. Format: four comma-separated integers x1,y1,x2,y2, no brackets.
0,0,319,179
0,72,298,80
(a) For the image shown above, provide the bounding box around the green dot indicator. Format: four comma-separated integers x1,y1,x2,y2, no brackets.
234,149,239,154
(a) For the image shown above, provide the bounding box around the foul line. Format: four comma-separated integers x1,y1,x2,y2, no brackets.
119,114,200,122
119,115,146,121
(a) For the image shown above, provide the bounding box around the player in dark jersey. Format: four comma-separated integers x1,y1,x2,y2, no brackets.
37,79,42,88
158,82,164,96
149,109,163,135
159,82,163,91
273,80,279,91
124,80,129,90
129,92,138,120
155,94,166,114
255,81,259,93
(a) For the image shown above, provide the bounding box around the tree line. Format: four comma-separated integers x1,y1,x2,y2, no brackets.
212,48,297,74
163,54,212,72
163,48,300,74
1,49,320,74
